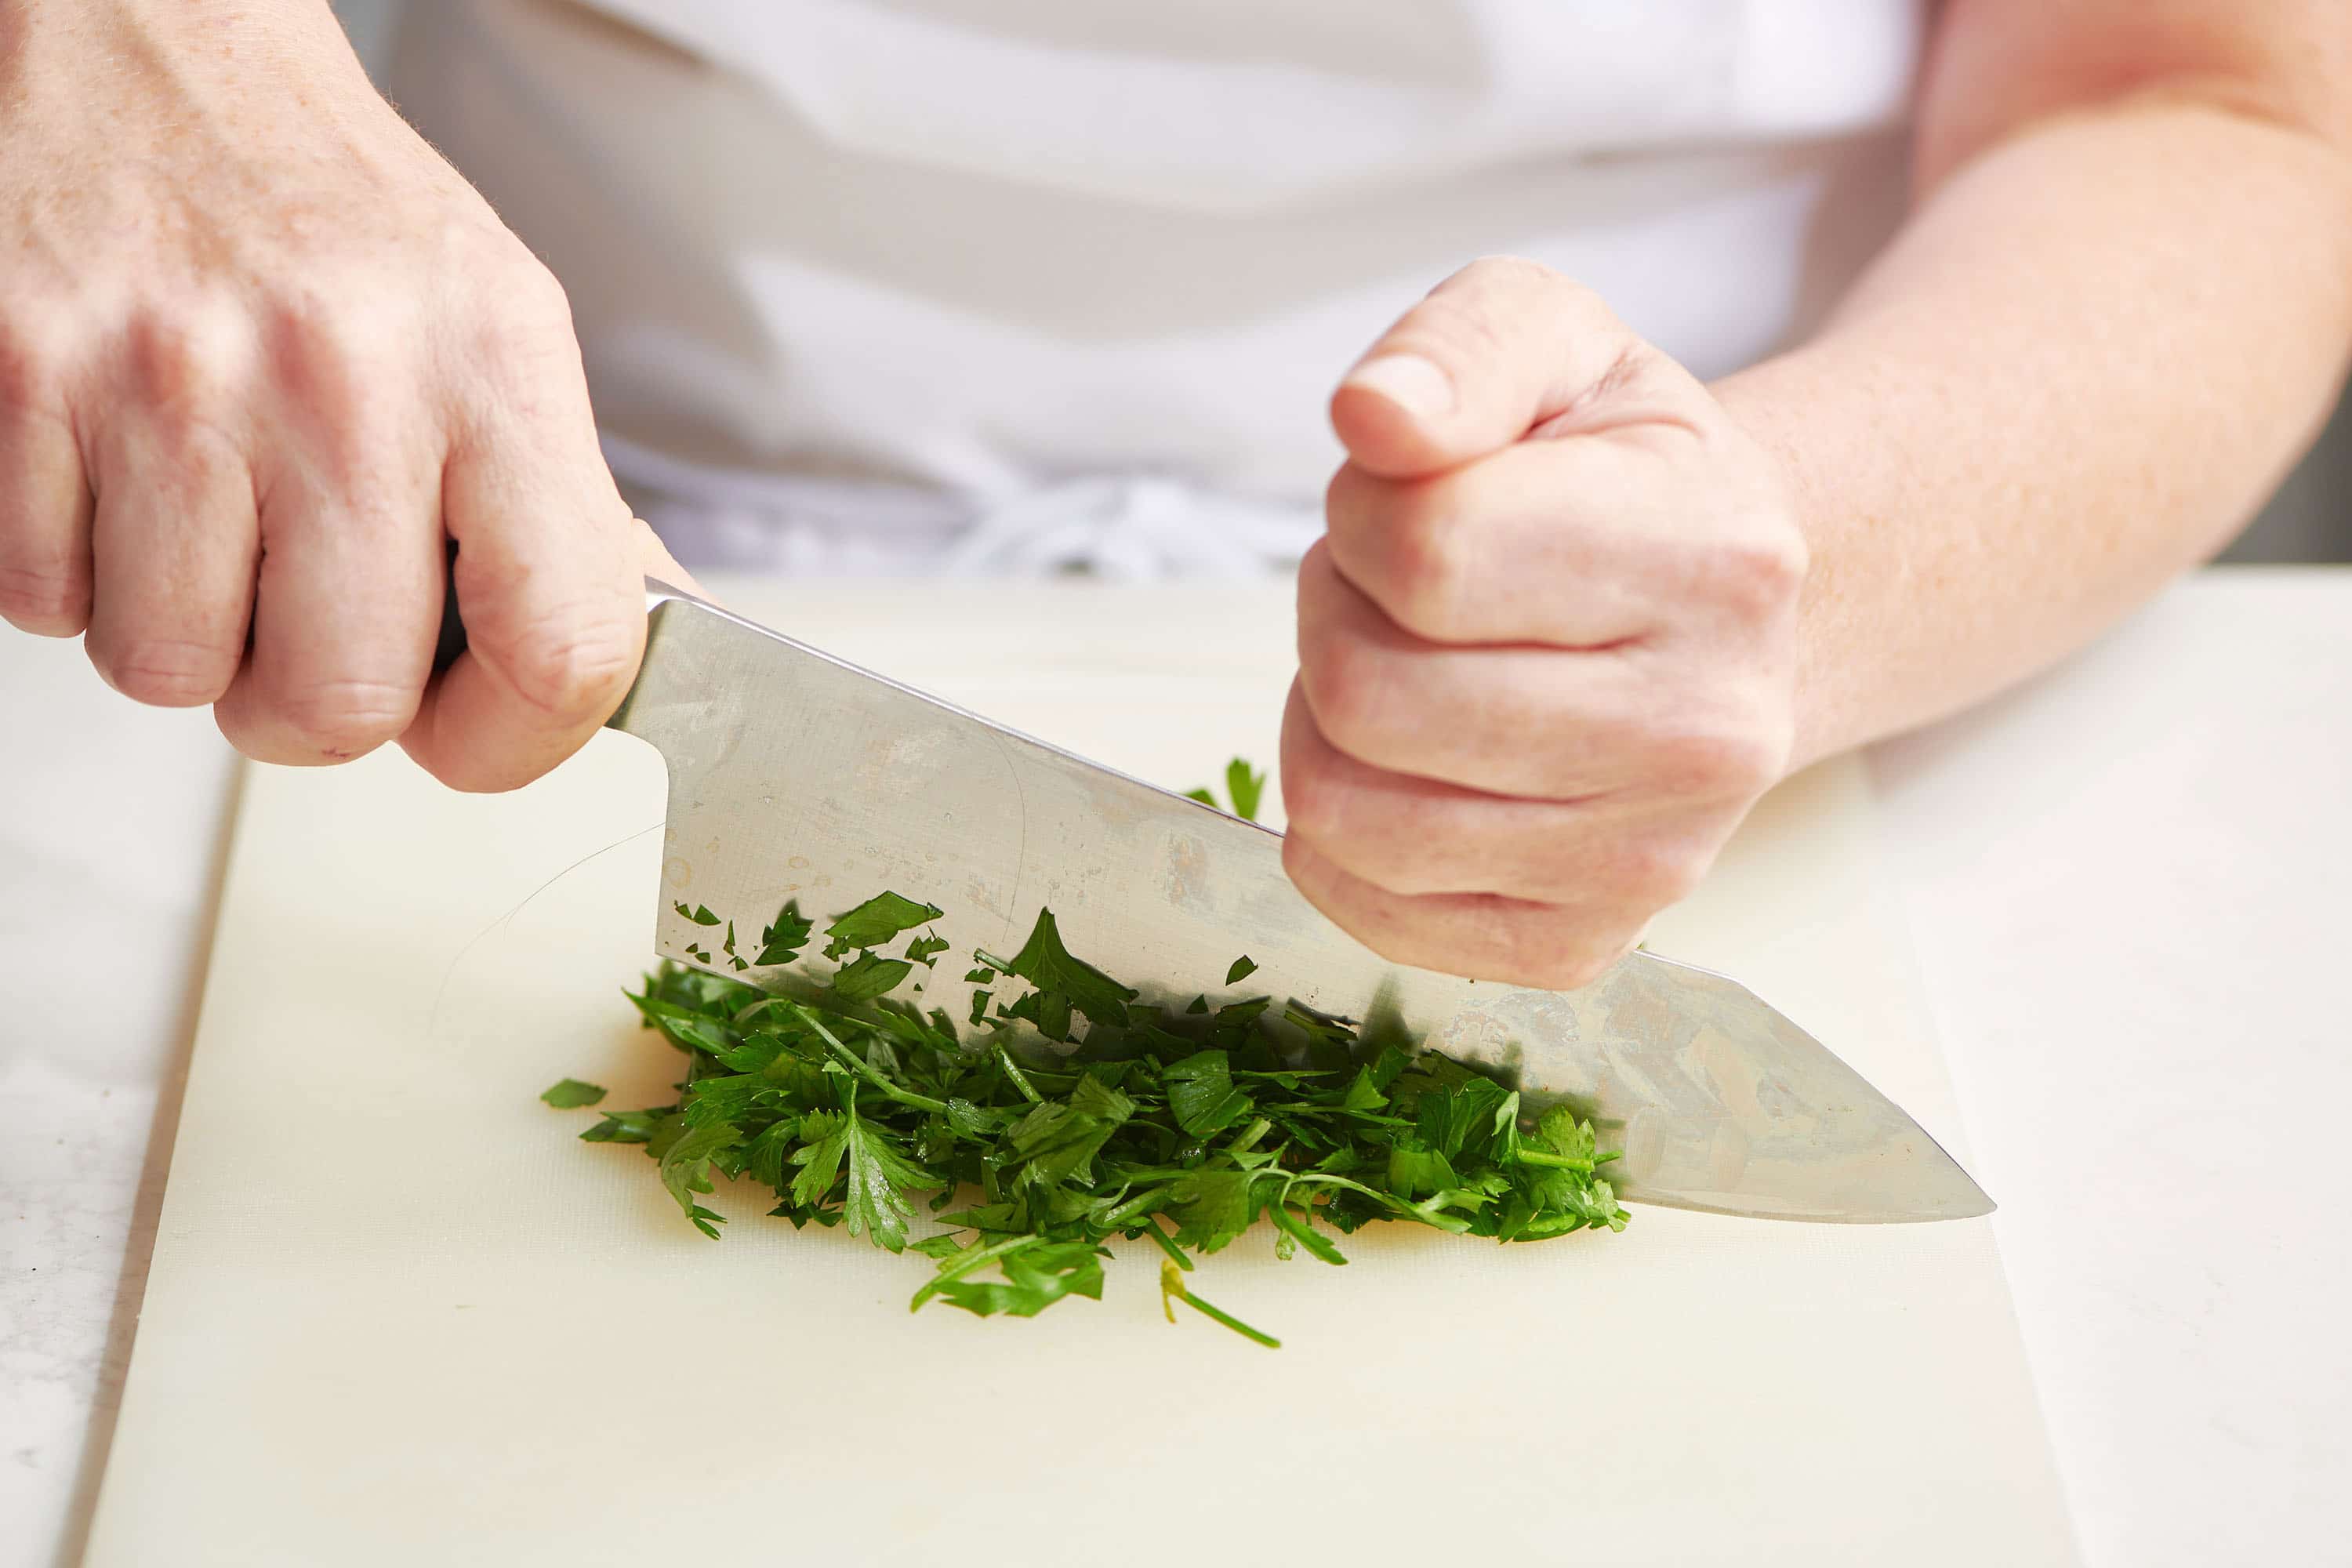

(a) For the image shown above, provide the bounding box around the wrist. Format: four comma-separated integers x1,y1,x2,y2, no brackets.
1708,358,1864,776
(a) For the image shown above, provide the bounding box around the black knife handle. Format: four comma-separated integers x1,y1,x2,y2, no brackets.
433,541,466,674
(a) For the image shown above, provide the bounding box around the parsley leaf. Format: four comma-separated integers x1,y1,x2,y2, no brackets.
1225,758,1265,822
754,901,815,967
539,1078,607,1109
823,891,946,960
789,1087,935,1252
924,1236,1108,1319
1187,757,1267,822
830,951,914,1003
1162,1049,1254,1137
993,908,1137,1026
657,1119,739,1238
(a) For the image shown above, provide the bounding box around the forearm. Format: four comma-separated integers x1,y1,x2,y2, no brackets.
1715,100,2352,768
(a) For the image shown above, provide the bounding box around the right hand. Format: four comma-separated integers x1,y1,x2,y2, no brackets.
0,0,684,790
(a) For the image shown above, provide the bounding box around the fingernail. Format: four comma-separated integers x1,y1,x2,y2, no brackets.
1344,354,1454,420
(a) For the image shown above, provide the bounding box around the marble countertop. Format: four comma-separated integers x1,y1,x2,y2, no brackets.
5,567,2347,1566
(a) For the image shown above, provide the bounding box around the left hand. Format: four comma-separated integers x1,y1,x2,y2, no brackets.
1282,257,1809,989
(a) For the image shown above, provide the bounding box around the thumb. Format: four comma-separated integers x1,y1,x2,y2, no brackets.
1330,256,1667,481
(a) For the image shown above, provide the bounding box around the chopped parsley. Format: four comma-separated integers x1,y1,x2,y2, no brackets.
551,891,1628,1347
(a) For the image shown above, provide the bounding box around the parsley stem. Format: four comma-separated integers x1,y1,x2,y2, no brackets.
909,1234,1044,1312
1170,1283,1281,1349
1511,1149,1595,1171
1103,1181,1175,1229
1267,1201,1346,1266
796,1005,950,1113
1142,1215,1193,1272
993,1044,1044,1105
1226,1116,1273,1156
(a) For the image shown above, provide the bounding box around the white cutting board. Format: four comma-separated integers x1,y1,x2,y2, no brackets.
84,582,2076,1566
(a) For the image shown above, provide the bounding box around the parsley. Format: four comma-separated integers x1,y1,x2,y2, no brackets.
789,1085,935,1252
1186,757,1267,822
823,891,944,959
829,951,914,1003
753,902,815,967
980,908,1137,1027
558,893,1628,1346
539,1078,607,1109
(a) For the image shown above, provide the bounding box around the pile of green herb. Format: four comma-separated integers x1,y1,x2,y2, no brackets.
543,763,1628,1346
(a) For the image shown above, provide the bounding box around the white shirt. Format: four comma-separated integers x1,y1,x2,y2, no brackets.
383,0,1925,574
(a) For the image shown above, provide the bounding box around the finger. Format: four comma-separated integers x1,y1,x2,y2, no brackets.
401,407,646,794
1280,679,1717,908
212,297,445,764
1283,676,1584,894
1330,256,1702,481
1323,437,1695,649
0,329,95,635
1295,542,1700,799
1282,834,1640,992
81,414,259,707
213,463,440,764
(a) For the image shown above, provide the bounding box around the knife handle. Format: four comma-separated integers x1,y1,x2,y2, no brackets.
432,541,467,675
430,547,693,680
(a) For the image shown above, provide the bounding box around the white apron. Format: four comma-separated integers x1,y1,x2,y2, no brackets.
381,0,1924,575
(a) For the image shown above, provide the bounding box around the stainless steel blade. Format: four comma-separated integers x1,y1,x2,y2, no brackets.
606,582,1991,1224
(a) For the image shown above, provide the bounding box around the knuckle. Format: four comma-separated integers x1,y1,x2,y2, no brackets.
1327,469,1478,643
1379,490,1477,641
1457,255,1604,324
461,265,586,414
1297,632,1389,762
0,315,73,408
1534,960,1613,993
500,249,575,317
262,286,403,394
1511,936,1617,994
1457,253,1564,296
1608,839,1707,908
124,302,251,408
472,255,575,350
1398,292,1511,371
0,563,91,634
1275,752,1345,845
490,606,639,720
1647,717,1785,800
1322,462,1368,532
270,677,417,756
1367,849,1454,898
93,637,237,707
1705,524,1809,617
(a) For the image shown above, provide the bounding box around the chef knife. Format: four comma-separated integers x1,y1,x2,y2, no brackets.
440,575,1991,1222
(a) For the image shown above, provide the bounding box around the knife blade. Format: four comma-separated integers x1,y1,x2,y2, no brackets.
588,579,1990,1224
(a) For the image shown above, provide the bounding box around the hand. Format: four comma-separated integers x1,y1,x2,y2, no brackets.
1282,258,1809,989
0,0,684,789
